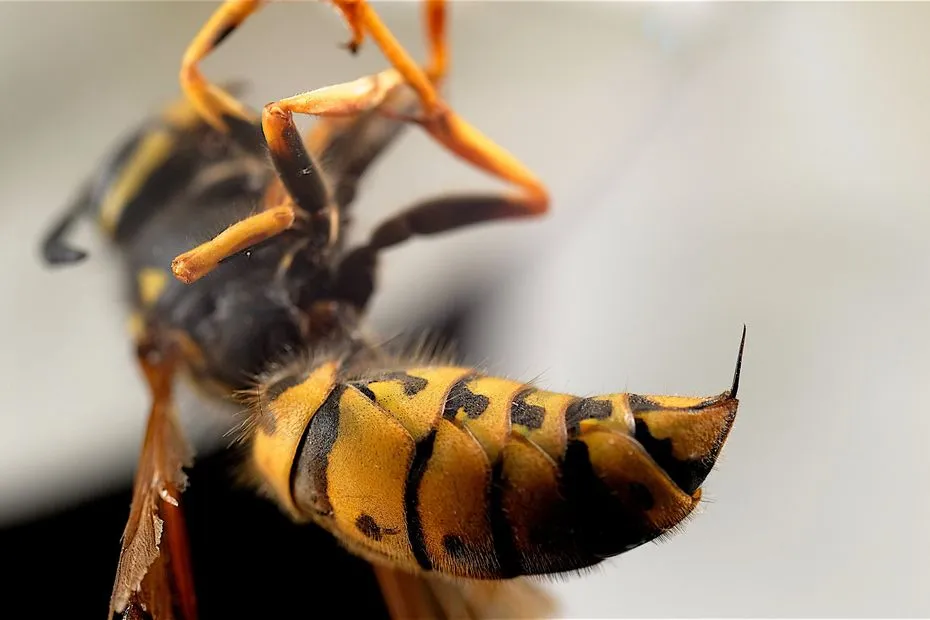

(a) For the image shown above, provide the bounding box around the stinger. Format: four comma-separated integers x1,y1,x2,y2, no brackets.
730,325,747,399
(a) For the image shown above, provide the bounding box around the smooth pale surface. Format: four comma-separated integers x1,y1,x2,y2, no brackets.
1,2,927,617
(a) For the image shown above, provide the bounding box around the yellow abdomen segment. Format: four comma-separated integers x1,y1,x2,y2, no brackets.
250,363,739,579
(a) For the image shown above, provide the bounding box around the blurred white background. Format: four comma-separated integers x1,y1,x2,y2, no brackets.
1,1,928,617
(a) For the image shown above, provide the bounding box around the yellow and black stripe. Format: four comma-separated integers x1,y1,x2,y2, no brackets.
250,352,741,580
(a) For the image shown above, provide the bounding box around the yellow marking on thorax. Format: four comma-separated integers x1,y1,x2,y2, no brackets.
366,367,473,441
451,376,525,463
137,267,169,307
251,362,338,518
99,130,176,234
512,390,574,461
326,386,415,564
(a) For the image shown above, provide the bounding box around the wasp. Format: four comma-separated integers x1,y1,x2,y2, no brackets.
41,1,744,618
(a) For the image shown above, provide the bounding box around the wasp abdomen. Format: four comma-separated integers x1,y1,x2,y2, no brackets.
254,364,739,580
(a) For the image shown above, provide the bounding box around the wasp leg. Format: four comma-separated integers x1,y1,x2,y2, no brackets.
261,80,418,214
304,0,446,163
312,0,445,209
315,85,422,213
171,69,414,285
281,0,448,211
109,338,197,620
423,0,448,83
180,0,262,133
332,193,538,308
259,72,413,208
171,205,298,284
259,54,423,213
330,0,549,215
41,183,93,265
171,0,459,285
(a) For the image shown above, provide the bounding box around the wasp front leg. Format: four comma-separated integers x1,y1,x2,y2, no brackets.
109,337,196,620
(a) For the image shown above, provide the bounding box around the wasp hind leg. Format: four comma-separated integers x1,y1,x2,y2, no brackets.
109,337,197,620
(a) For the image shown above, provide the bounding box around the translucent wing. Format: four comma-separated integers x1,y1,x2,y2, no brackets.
374,564,558,619
108,344,196,620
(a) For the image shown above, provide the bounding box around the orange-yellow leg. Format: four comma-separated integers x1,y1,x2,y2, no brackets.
330,0,549,214
172,0,526,286
171,205,297,284
179,0,444,137
170,69,414,286
424,0,448,83
170,69,421,285
180,0,263,133
306,0,448,151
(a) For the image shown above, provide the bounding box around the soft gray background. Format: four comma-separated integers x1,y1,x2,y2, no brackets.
2,2,928,617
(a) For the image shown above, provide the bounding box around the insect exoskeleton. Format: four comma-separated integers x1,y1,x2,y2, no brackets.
247,340,742,581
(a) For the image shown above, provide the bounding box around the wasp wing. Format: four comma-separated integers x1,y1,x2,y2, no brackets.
374,564,557,619
109,346,195,620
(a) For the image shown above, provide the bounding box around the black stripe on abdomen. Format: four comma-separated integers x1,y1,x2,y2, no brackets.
488,459,522,578
291,384,344,516
404,429,437,571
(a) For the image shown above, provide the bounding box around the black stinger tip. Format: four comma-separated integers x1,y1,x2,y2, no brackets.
730,324,747,399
